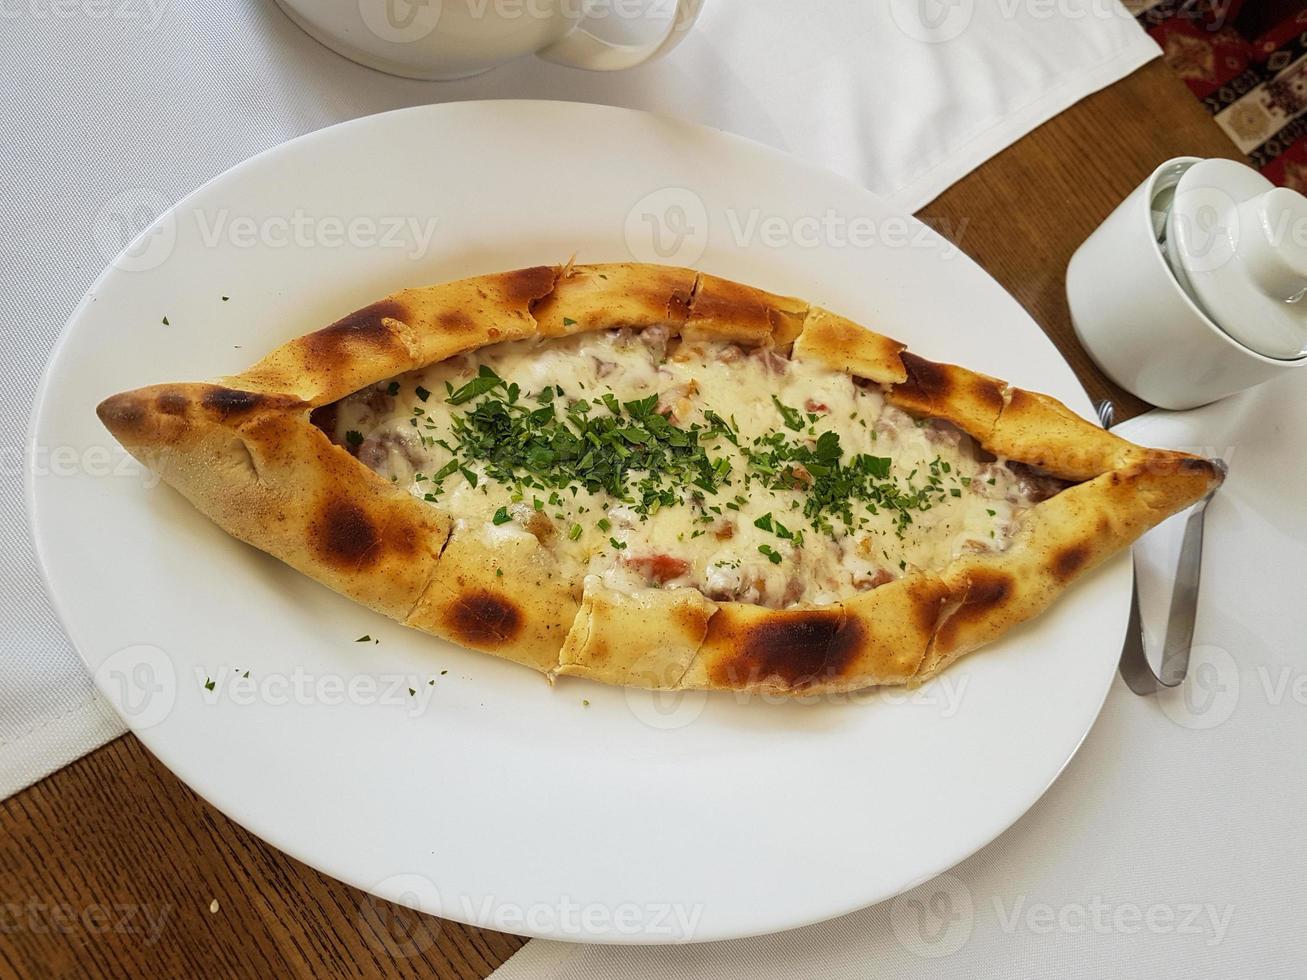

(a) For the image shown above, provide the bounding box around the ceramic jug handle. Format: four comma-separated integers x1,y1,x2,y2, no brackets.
536,0,702,70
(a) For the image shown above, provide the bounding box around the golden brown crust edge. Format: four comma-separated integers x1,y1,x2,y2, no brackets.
96,383,451,623
226,265,562,405
97,262,1223,697
917,454,1220,681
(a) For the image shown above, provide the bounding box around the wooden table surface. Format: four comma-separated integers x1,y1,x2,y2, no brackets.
0,59,1246,980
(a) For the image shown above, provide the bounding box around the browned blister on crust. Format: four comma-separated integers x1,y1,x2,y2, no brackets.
679,574,951,696
398,265,558,367
679,602,852,694
229,299,421,406
405,529,579,674
97,384,450,622
886,352,1007,443
533,263,697,338
227,266,560,406
836,573,953,689
917,455,1222,680
681,272,810,347
556,583,716,689
792,308,908,385
98,262,1226,698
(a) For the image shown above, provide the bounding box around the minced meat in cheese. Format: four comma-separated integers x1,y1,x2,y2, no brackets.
322,327,1055,608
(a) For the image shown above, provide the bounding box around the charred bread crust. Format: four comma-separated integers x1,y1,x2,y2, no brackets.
532,263,697,339
97,383,450,622
984,386,1142,482
792,307,908,385
885,352,1008,444
679,573,951,695
915,454,1220,680
405,529,578,674
680,271,810,347
678,602,851,694
98,263,1223,696
226,266,559,405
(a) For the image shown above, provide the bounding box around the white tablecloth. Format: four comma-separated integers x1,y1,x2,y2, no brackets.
492,373,1307,976
2,0,1160,889
0,0,1159,801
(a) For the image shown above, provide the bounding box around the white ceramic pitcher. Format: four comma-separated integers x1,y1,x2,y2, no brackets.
275,0,703,80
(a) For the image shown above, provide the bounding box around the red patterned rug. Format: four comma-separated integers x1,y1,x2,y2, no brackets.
1133,0,1307,189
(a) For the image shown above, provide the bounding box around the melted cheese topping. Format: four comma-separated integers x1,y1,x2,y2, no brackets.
329,328,1050,608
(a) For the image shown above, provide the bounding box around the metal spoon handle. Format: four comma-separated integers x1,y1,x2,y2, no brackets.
1119,476,1221,696
1093,401,1222,696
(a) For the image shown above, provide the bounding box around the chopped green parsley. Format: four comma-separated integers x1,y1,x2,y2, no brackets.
381,362,983,549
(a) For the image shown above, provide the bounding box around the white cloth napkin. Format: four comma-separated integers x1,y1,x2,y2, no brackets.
1,2,1157,796
491,372,1307,976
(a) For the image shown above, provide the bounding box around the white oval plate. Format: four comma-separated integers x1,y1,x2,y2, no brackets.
29,101,1124,945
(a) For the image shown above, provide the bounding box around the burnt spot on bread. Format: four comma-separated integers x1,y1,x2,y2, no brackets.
314,496,422,568
438,309,474,334
933,570,1014,649
894,353,1005,420
911,581,950,635
316,500,381,568
155,390,189,416
966,373,1006,417
895,352,949,406
498,265,558,307
304,300,409,363
961,570,1012,610
202,387,267,419
1177,456,1222,485
710,610,863,690
688,278,773,340
446,590,523,646
1051,543,1090,581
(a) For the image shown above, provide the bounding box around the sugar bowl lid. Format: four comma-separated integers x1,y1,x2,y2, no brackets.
1166,159,1307,361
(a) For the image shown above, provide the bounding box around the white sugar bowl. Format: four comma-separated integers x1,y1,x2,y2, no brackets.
1068,157,1307,410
